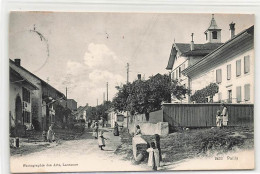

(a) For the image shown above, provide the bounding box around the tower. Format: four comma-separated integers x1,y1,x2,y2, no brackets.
204,14,222,43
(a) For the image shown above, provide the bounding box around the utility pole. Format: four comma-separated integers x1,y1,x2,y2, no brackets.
106,82,108,101
97,99,98,106
103,92,105,104
127,63,129,83
126,63,129,132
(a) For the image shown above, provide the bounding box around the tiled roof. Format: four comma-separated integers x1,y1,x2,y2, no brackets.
166,42,223,70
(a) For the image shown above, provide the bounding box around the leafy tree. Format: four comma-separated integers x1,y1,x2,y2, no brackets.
190,83,219,103
112,73,189,117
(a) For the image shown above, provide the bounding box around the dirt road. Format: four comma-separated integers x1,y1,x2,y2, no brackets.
10,128,150,173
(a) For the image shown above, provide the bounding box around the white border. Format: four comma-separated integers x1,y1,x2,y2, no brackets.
1,0,259,174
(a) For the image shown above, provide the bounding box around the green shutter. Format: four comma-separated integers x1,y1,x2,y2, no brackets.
227,64,231,80
236,86,241,102
244,56,250,74
236,60,241,76
244,84,250,101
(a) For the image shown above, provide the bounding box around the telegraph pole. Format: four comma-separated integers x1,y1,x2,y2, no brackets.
97,99,98,106
106,82,108,101
126,63,129,132
66,87,68,107
103,92,105,104
127,63,129,83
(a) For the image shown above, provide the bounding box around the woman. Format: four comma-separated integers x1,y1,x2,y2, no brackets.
47,124,54,143
221,103,229,127
135,125,142,136
98,131,107,150
92,121,99,139
113,122,119,136
146,142,160,170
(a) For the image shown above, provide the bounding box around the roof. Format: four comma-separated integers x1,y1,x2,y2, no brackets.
10,67,39,90
166,42,223,70
204,15,221,33
72,105,88,115
10,59,65,98
183,25,254,77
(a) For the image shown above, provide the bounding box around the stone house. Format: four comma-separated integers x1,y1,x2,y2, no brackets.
166,14,223,103
183,25,254,104
9,59,65,131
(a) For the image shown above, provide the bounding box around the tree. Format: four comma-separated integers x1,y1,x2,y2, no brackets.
112,73,189,117
190,83,219,103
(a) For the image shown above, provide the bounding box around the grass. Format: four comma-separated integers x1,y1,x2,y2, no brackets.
115,126,254,163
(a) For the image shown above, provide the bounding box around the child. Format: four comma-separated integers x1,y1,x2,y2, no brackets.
98,131,107,150
216,110,223,128
146,142,160,171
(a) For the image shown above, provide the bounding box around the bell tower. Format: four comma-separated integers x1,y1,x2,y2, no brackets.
204,14,222,43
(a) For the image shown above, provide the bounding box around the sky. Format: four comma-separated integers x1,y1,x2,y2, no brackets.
9,12,254,106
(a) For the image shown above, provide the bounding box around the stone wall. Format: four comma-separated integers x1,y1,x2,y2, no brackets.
130,122,169,136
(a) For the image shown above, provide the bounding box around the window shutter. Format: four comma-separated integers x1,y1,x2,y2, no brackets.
179,67,181,77
236,86,241,103
227,64,231,80
176,69,178,80
172,72,175,80
244,55,250,74
216,69,222,83
236,60,241,76
244,84,250,101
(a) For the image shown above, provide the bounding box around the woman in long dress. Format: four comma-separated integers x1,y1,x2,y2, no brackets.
146,142,160,170
92,121,98,139
221,104,229,127
113,122,119,136
47,124,54,143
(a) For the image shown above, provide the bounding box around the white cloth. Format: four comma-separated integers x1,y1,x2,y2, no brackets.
146,148,160,167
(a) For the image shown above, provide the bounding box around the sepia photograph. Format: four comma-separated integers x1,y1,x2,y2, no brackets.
8,12,254,173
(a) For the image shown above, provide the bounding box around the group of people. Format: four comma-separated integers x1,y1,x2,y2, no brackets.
42,123,56,143
91,120,108,150
216,103,229,128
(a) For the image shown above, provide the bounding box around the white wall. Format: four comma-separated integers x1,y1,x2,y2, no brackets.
191,49,254,103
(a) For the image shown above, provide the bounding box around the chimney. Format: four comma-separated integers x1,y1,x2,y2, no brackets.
229,22,235,39
137,74,141,80
14,58,21,66
190,33,194,51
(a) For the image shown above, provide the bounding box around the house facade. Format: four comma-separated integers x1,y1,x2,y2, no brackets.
10,59,65,131
107,109,127,128
9,67,38,131
60,99,77,111
166,14,223,103
183,25,254,104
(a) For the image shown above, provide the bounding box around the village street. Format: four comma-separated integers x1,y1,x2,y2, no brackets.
10,128,150,173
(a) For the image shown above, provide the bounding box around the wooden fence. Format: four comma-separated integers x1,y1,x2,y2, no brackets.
163,103,254,128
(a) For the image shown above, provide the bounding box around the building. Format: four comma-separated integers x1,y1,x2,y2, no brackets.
72,105,88,121
183,25,254,104
107,109,127,128
60,99,77,111
9,67,38,131
166,14,223,103
10,59,66,131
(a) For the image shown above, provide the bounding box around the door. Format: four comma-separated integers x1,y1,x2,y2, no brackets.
228,90,232,103
15,95,23,125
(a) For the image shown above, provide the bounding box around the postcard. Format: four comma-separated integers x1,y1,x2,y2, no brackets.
9,12,254,173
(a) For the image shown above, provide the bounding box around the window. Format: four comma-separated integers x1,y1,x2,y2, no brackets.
236,59,241,77
205,33,208,40
22,87,30,103
227,64,231,80
23,111,31,123
212,31,217,39
216,69,222,83
228,90,232,103
179,67,181,78
236,86,241,103
176,69,178,80
244,84,250,101
244,55,250,74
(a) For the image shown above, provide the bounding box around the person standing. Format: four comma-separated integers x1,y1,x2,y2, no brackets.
98,131,107,150
146,142,160,171
154,134,162,162
92,121,99,139
47,124,54,143
221,103,229,127
113,122,119,136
